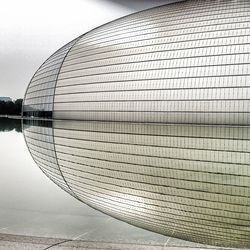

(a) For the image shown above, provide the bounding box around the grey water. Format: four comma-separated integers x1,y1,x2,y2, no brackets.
0,117,207,247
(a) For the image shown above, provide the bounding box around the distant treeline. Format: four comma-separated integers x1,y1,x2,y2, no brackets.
0,99,23,115
0,118,22,132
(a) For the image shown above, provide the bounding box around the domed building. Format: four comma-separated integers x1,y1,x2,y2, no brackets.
22,0,250,248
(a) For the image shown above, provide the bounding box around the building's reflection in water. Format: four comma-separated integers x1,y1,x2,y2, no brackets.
23,119,250,248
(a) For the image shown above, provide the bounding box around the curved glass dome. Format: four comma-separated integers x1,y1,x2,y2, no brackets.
22,38,81,118
23,0,250,125
22,0,250,248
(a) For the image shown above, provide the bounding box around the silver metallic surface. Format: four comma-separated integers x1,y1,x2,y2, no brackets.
23,0,250,125
22,0,250,248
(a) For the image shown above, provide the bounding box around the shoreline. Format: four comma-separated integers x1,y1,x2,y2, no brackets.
0,115,22,119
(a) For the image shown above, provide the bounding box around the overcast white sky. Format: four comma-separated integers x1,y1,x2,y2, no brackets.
0,0,173,99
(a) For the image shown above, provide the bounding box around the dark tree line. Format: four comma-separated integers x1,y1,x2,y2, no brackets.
0,99,23,115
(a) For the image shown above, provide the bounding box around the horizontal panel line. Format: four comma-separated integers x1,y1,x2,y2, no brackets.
31,152,249,217
77,5,248,46
34,61,250,84
56,77,249,91
58,71,250,82
51,117,250,126
54,143,250,169
26,139,250,176
70,22,249,56
74,20,247,55
56,159,249,217
57,159,250,188
23,85,250,100
67,26,249,59
26,86,55,95
53,109,250,113
60,169,250,228
63,170,250,211
84,2,248,33
54,98,250,103
53,134,250,154
59,60,250,76
57,159,250,192
25,126,250,141
26,144,250,209
63,48,250,70
77,11,250,49
27,80,56,90
66,33,249,65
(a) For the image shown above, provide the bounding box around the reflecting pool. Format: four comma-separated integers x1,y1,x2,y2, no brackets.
0,117,212,248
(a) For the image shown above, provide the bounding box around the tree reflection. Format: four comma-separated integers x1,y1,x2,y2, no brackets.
0,118,22,132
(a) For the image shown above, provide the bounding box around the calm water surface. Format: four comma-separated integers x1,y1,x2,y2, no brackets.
0,117,208,247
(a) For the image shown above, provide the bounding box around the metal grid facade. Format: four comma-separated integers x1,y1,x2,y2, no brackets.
22,0,250,248
22,0,250,125
23,38,80,118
